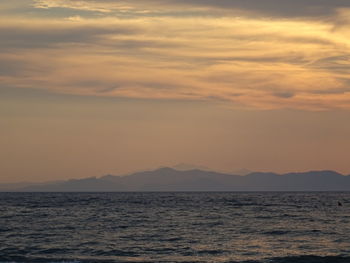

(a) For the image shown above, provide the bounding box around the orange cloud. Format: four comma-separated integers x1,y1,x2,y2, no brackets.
1,2,350,110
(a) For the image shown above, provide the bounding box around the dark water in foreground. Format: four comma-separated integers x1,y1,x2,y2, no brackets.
0,192,349,263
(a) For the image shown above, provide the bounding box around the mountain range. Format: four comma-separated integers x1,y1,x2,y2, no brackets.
1,167,350,192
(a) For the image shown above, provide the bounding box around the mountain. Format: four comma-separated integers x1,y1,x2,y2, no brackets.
0,182,38,191
171,163,212,171
0,180,64,192
231,168,253,176
4,168,350,192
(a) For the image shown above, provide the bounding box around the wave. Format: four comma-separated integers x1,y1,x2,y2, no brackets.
1,255,350,263
264,255,350,263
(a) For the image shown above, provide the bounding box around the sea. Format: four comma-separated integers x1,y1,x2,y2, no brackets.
0,192,349,263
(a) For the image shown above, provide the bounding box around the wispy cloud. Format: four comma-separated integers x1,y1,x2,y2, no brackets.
32,0,350,18
1,1,350,110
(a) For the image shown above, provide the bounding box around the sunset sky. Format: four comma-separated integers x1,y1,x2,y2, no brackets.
1,0,350,183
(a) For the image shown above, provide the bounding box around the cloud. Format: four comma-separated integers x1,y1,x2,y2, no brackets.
32,0,350,18
0,19,141,50
1,2,350,110
170,0,350,18
272,91,295,99
308,55,350,73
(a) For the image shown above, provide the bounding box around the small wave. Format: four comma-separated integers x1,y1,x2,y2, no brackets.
191,221,224,227
90,249,139,257
196,249,226,255
162,237,183,242
0,257,115,263
225,255,350,263
0,256,81,263
267,255,350,263
262,230,291,235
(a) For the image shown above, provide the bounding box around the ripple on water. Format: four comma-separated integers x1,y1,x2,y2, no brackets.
0,192,349,263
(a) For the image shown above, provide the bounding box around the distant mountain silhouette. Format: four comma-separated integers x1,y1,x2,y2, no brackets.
0,180,64,192
231,168,253,176
171,163,212,171
3,168,350,192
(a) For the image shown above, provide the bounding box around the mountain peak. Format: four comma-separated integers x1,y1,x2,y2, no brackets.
154,167,178,173
172,163,210,171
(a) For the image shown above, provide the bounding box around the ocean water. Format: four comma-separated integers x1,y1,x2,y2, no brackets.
0,192,349,263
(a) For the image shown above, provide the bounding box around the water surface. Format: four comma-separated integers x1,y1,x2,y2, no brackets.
0,192,349,262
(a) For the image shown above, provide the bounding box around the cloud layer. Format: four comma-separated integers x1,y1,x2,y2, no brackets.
1,0,350,110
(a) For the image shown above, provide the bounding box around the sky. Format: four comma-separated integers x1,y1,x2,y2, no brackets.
1,0,350,183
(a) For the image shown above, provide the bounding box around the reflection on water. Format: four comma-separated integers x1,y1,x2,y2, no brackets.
0,192,349,262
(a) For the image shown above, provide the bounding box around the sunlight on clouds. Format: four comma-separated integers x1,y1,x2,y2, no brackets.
1,1,350,110
32,0,156,14
33,0,116,13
